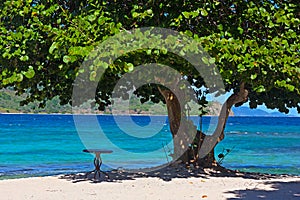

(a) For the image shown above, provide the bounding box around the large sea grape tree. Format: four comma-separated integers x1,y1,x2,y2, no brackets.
0,0,299,167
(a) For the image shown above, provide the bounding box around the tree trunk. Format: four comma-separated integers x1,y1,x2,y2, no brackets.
197,82,249,167
158,83,248,168
158,87,196,165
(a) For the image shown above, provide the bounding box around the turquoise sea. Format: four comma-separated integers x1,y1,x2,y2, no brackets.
0,114,299,179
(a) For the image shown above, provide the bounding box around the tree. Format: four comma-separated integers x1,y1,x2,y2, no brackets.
1,0,299,167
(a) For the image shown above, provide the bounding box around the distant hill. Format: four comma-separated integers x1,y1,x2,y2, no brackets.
232,106,286,117
3,89,289,117
0,89,72,113
0,89,225,115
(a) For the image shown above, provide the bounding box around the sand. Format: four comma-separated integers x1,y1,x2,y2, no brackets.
1,167,299,200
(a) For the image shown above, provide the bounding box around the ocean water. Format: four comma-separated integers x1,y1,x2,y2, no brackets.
0,114,299,179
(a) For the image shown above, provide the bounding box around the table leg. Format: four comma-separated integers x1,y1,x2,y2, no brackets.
92,153,109,179
84,152,110,180
94,153,101,179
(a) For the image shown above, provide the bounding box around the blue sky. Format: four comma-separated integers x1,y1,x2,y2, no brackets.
207,91,300,117
244,102,299,116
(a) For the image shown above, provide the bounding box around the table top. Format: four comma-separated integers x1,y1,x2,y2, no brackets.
83,149,113,154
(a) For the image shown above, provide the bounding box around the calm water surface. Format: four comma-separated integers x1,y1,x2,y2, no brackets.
0,114,299,179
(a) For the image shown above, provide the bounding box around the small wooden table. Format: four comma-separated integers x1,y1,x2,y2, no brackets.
83,149,113,179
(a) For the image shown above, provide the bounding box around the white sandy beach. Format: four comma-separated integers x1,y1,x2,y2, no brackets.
1,173,299,200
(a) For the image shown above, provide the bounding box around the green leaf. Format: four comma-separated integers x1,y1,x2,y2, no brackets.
287,84,295,91
20,55,29,61
217,24,223,31
16,73,23,82
49,42,58,54
89,71,97,81
209,57,216,64
161,48,168,54
24,6,29,14
98,17,106,25
201,57,209,64
184,30,193,37
69,46,83,56
132,12,139,18
127,63,134,72
237,27,244,34
63,55,71,63
182,11,190,18
88,14,96,22
102,62,109,69
3,78,9,85
191,11,199,18
146,9,153,15
23,66,35,79
250,74,257,80
254,85,265,93
201,9,208,17
153,50,160,55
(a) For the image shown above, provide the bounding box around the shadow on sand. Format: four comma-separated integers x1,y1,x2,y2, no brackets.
59,164,300,199
59,164,296,184
226,180,300,199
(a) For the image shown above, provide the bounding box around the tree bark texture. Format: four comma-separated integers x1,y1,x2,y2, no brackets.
197,82,249,166
158,87,197,164
159,83,248,167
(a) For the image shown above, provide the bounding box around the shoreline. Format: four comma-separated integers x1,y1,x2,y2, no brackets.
1,161,299,181
1,170,299,182
1,169,299,200
1,112,299,118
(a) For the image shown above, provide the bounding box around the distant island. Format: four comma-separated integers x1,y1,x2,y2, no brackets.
0,89,293,117
0,89,230,115
231,106,288,117
0,89,225,115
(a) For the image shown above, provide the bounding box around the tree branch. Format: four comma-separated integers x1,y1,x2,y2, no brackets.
198,82,248,158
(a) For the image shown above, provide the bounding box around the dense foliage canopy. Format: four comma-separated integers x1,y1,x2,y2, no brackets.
0,0,299,114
